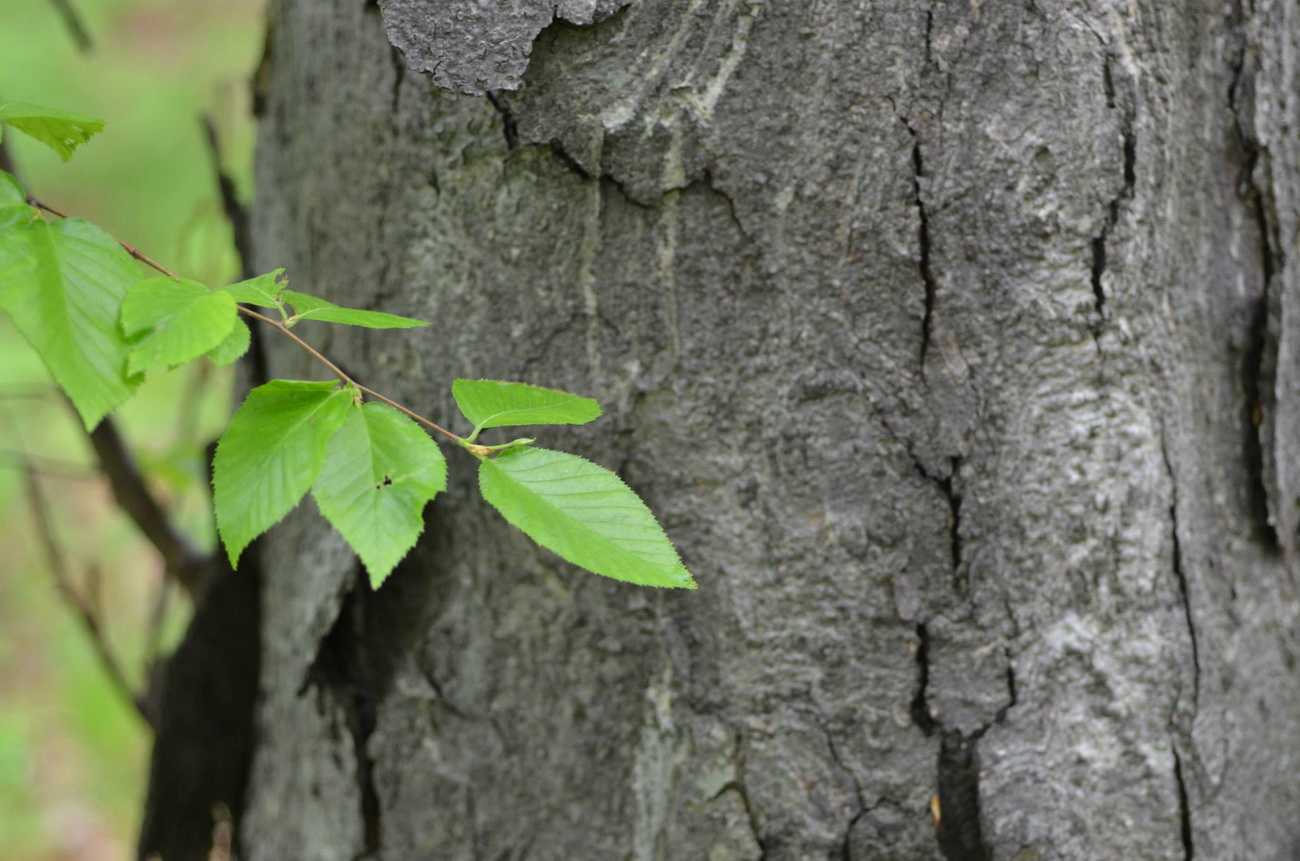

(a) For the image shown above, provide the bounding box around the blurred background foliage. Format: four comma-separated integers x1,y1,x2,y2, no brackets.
0,0,263,856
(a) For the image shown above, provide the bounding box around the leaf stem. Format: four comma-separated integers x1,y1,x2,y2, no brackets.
26,196,181,278
26,194,464,446
234,306,460,442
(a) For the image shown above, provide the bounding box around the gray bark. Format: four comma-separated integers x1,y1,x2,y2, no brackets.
233,0,1300,857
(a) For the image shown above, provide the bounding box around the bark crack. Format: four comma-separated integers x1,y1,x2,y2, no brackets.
1161,435,1200,704
486,91,520,151
1090,52,1136,334
1173,748,1195,860
910,622,936,734
1227,17,1282,548
904,119,937,368
387,45,406,113
936,733,990,861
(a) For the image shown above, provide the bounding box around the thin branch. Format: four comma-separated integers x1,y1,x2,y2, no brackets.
47,0,94,54
22,464,152,726
29,194,463,445
200,116,252,280
87,417,205,596
236,306,461,442
26,196,180,278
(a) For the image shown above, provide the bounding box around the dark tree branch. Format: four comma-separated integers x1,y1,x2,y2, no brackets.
22,463,152,726
200,116,253,279
47,0,94,54
86,417,206,596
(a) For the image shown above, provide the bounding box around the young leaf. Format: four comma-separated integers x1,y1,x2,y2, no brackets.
0,102,105,162
213,380,354,567
220,269,285,309
0,216,141,428
121,277,238,374
452,379,601,436
478,447,695,589
312,402,447,587
281,289,427,329
205,317,252,366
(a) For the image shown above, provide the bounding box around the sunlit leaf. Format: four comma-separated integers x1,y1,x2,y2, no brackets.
0,102,105,161
205,317,252,366
0,215,140,428
312,402,446,587
220,269,285,309
478,447,694,588
121,277,238,374
282,289,427,329
213,380,353,567
453,379,601,436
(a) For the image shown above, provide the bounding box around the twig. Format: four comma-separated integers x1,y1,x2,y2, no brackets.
200,114,268,384
28,194,464,445
200,116,252,279
237,306,461,442
22,463,152,726
47,0,94,53
26,196,180,278
87,417,205,596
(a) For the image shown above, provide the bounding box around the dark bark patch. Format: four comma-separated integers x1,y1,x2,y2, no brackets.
910,623,936,734
936,733,989,861
306,583,383,856
1173,748,1194,860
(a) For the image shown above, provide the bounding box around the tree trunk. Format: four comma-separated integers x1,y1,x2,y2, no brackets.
223,0,1300,857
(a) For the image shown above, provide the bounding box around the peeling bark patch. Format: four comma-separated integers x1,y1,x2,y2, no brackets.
378,0,630,94
1173,748,1194,860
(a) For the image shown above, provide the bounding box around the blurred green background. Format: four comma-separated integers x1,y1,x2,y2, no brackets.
0,0,263,856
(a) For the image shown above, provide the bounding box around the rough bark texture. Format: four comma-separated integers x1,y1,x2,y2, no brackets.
232,0,1300,857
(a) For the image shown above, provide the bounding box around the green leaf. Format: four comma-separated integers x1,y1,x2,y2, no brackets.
478,447,694,589
312,402,447,587
0,216,141,429
213,380,354,567
121,277,238,374
220,269,285,309
205,317,252,366
281,289,427,329
0,171,32,230
0,102,105,162
452,379,601,437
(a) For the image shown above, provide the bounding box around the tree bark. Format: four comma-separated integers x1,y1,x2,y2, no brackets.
224,0,1300,857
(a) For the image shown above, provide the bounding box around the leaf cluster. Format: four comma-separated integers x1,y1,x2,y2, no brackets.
0,104,695,590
